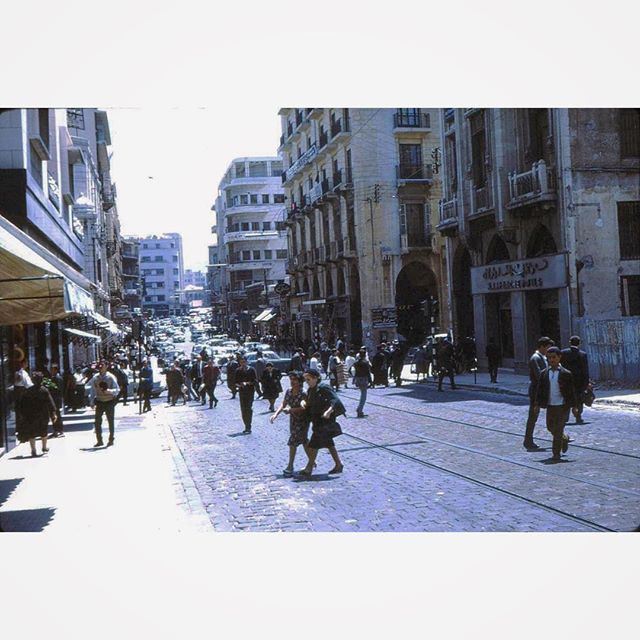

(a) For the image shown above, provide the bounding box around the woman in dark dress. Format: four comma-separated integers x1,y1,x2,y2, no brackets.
298,369,344,477
270,371,311,476
16,372,56,457
260,362,282,411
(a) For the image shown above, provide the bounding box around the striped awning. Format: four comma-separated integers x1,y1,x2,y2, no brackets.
253,308,276,323
0,215,95,325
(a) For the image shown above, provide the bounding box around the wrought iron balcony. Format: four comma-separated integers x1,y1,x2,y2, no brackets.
396,162,433,182
507,160,556,211
394,111,431,129
471,184,493,214
438,197,459,225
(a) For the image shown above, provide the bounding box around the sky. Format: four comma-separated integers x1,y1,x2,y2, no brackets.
108,107,281,272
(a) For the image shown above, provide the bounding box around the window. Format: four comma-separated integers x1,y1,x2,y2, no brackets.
262,221,272,231
249,161,268,177
274,194,285,204
262,194,270,204
527,108,549,162
251,222,260,231
445,134,458,195
242,251,251,261
621,276,640,316
470,112,487,186
253,250,261,260
29,142,43,186
240,194,249,205
154,256,163,262
264,249,273,259
235,162,246,177
250,194,258,204
38,109,50,148
172,256,178,262
270,162,283,176
618,202,640,259
143,243,148,249
398,144,423,178
66,108,85,129
141,256,151,262
620,109,640,158
396,108,421,127
241,222,250,231
155,269,164,275
157,295,166,302
145,296,152,302
276,249,288,260
174,282,179,288
173,268,179,275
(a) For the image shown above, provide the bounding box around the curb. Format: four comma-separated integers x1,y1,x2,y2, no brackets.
400,376,640,409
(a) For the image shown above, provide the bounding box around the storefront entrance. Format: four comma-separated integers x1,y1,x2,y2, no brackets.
395,261,439,346
453,246,475,339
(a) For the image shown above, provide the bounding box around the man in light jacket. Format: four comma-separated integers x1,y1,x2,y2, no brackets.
90,360,119,447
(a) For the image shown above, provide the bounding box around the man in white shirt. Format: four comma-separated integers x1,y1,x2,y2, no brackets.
90,361,119,447
309,352,321,373
535,347,577,462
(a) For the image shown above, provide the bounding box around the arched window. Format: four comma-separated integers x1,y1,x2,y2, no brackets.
486,235,510,264
526,225,557,258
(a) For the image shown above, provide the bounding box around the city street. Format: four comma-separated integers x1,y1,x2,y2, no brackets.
165,374,640,532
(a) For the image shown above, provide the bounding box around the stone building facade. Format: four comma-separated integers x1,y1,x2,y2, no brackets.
438,108,639,379
279,108,444,350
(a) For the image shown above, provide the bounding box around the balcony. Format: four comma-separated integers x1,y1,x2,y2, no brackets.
330,118,349,139
507,160,557,213
396,162,434,185
393,111,431,130
437,196,459,235
314,245,327,264
224,229,279,243
470,183,494,217
400,205,433,252
227,259,274,272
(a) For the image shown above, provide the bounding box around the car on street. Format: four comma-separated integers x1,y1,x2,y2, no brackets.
244,350,290,371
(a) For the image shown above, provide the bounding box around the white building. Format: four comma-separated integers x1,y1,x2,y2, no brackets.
138,233,185,315
212,156,288,332
184,269,206,288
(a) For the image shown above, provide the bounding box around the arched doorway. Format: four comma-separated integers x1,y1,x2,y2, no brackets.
453,245,474,339
395,261,439,346
484,235,514,359
525,225,560,347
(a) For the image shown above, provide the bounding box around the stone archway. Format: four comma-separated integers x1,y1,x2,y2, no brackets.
453,245,474,339
395,261,439,346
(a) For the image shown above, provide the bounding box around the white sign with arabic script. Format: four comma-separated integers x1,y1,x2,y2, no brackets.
285,144,317,182
471,253,567,294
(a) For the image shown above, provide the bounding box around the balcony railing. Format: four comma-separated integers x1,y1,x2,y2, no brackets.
507,160,556,206
396,162,433,181
438,196,459,225
394,111,431,129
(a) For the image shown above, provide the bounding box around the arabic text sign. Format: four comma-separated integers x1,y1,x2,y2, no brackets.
471,253,567,294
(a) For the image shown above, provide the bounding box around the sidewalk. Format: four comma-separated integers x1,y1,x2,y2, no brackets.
0,402,212,533
400,365,640,409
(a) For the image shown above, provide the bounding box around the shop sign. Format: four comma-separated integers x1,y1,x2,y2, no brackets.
471,253,567,295
285,144,317,182
371,306,397,329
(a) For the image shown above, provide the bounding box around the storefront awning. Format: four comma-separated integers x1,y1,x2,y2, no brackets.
64,327,102,342
253,308,275,323
90,311,120,335
0,215,95,325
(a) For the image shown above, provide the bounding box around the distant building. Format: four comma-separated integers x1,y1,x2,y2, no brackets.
212,156,288,335
137,233,185,315
184,269,206,288
121,236,140,311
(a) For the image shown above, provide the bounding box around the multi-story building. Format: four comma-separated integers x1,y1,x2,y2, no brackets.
138,233,185,315
0,107,122,453
184,269,206,288
121,236,140,311
207,242,225,327
212,156,288,335
279,108,444,349
439,108,640,379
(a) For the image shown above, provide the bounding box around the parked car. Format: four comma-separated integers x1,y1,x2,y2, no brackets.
244,350,290,371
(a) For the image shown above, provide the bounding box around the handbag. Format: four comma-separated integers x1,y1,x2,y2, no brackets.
583,385,595,407
324,419,342,438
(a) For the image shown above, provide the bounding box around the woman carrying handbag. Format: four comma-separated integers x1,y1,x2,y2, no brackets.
297,369,345,477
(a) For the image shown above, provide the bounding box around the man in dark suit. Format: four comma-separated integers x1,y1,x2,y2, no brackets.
235,356,258,434
191,355,204,401
523,336,554,450
436,338,457,391
485,337,501,383
561,335,590,424
535,347,577,461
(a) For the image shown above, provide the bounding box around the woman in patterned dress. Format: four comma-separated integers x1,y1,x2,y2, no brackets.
270,371,311,476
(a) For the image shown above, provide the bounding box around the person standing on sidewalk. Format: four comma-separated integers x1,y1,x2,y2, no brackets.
535,347,577,462
352,349,373,418
391,341,405,387
260,362,282,412
436,338,457,392
166,361,185,406
523,336,553,450
16,372,56,457
182,360,198,401
344,350,356,388
561,335,590,425
139,359,154,413
371,344,389,388
46,363,65,437
90,361,119,447
485,337,501,384
191,356,204,401
202,357,220,408
235,356,258,433
111,361,129,406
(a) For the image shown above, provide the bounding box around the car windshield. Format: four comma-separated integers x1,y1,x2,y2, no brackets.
246,351,278,361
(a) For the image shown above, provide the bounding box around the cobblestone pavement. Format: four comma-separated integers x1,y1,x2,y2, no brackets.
166,377,640,532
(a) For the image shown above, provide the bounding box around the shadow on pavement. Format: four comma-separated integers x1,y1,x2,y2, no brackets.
539,457,575,465
79,447,109,452
227,432,250,438
292,474,337,483
9,454,46,461
377,383,531,407
0,507,56,532
0,478,23,506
